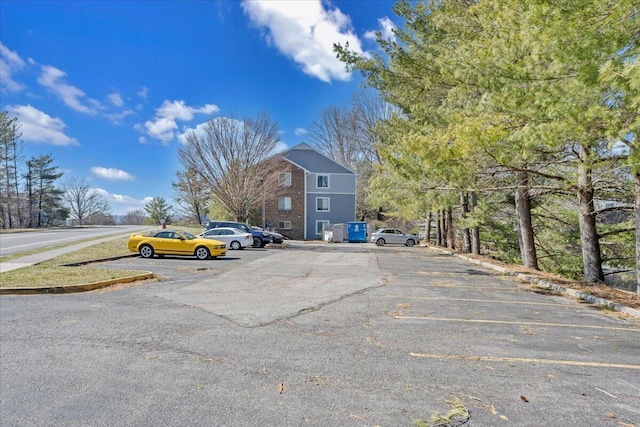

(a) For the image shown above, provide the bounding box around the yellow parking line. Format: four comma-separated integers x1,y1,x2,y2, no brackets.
395,316,640,332
386,283,510,290
386,296,568,307
409,353,640,370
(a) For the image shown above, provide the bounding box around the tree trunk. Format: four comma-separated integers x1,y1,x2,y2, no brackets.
577,145,604,282
441,209,447,246
635,171,640,297
436,210,443,246
515,171,539,269
426,212,432,245
446,207,455,250
26,161,33,228
3,145,12,228
194,201,202,225
460,193,471,253
0,199,4,228
37,180,44,228
11,143,22,227
470,191,480,254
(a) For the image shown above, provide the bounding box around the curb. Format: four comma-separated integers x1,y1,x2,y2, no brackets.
0,271,154,295
61,253,139,267
426,246,640,319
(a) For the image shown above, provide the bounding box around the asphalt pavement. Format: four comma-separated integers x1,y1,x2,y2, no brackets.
1,242,639,426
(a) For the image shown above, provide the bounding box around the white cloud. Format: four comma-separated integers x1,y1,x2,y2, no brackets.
6,104,79,146
105,109,135,124
92,189,152,216
138,86,148,99
364,16,397,42
274,141,288,154
177,121,208,145
108,92,124,107
177,116,243,145
241,0,364,83
156,100,218,121
0,42,27,92
37,65,102,114
140,100,219,144
179,117,287,155
145,116,178,143
90,166,135,181
294,127,307,136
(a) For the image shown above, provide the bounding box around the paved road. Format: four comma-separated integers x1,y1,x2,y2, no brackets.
1,243,639,426
0,226,148,257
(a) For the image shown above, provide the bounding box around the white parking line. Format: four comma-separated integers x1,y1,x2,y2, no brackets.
395,316,640,332
385,282,511,290
409,353,640,370
385,296,570,307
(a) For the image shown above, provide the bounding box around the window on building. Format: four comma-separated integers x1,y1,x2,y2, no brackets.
278,221,292,230
316,220,330,235
316,197,329,212
316,175,329,188
278,172,292,186
278,197,292,210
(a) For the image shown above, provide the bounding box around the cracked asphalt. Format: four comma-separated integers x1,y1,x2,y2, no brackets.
1,242,639,426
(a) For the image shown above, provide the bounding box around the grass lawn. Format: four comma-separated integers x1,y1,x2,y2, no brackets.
0,226,205,289
0,237,146,288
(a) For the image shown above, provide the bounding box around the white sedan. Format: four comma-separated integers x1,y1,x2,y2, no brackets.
370,228,420,247
198,227,252,250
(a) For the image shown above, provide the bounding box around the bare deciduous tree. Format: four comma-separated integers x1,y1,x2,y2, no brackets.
178,111,280,222
62,177,111,226
120,209,147,225
307,89,392,220
172,167,209,225
307,105,360,169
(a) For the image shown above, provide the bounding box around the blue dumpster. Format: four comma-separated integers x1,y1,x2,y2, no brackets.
347,222,368,243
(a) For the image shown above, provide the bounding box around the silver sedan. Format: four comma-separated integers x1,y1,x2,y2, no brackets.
370,228,420,247
198,227,253,250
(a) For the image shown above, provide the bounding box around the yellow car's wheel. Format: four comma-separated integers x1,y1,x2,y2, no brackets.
195,246,210,260
139,244,154,258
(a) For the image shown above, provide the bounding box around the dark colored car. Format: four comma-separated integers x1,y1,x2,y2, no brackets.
203,221,271,248
251,226,284,244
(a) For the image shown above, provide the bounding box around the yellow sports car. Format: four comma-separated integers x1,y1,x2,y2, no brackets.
127,229,227,260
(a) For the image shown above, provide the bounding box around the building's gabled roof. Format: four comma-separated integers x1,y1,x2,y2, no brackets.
279,142,355,174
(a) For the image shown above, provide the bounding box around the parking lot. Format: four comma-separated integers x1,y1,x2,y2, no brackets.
1,242,639,426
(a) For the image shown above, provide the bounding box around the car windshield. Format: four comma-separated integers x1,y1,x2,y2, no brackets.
179,231,197,240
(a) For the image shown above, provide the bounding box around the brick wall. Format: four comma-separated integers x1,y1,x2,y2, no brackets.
263,158,306,240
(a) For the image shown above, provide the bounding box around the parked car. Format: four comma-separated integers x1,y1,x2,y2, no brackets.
251,226,284,244
127,229,227,260
198,227,252,250
370,228,420,247
203,221,271,248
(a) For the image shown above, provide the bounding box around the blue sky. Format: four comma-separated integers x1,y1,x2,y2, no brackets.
0,0,397,215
